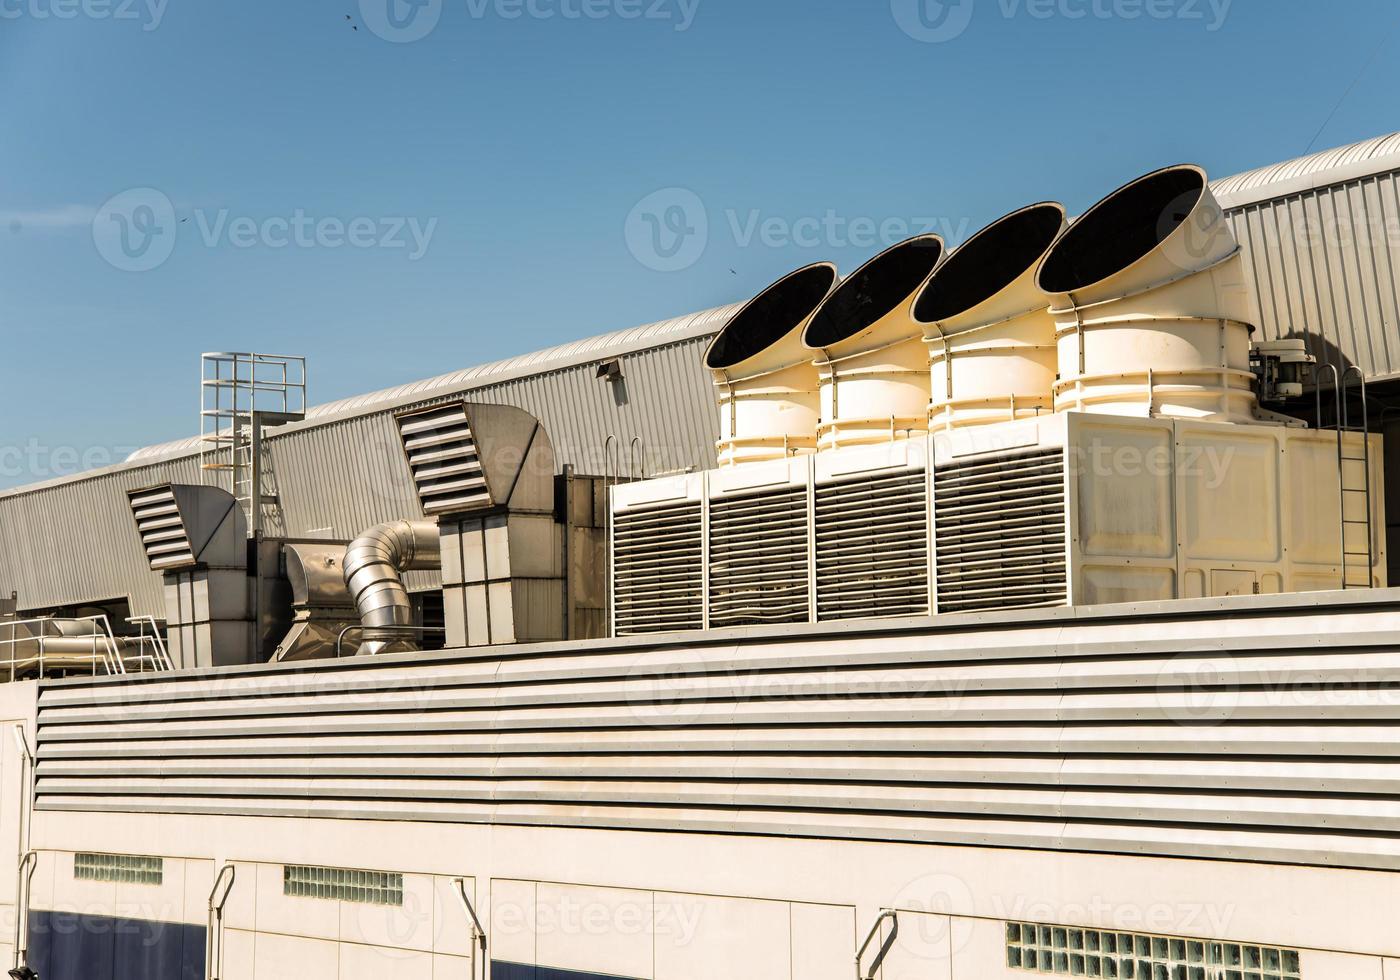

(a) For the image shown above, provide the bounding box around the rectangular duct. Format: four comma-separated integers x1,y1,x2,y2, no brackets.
394,402,609,648
126,483,254,668
395,403,492,516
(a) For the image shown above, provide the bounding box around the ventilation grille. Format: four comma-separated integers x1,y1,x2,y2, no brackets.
708,486,809,628
814,469,929,621
128,487,193,570
612,500,703,634
284,865,403,906
396,404,490,516
934,448,1067,614
75,852,163,886
1006,921,1301,980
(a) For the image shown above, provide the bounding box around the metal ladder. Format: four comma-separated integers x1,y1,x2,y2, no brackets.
1316,364,1375,589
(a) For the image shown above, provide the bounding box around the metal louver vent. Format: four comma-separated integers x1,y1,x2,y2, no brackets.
814,469,929,621
934,447,1067,613
396,404,490,515
129,487,194,570
709,486,809,628
612,500,703,635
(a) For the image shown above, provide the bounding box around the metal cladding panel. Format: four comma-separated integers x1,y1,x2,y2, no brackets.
0,455,205,616
31,589,1400,873
0,331,720,613
1222,167,1400,382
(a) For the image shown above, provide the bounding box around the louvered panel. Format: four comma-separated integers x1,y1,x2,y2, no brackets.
612,500,703,634
935,448,1067,613
395,404,491,515
813,469,927,620
708,486,808,628
127,488,193,570
33,593,1400,873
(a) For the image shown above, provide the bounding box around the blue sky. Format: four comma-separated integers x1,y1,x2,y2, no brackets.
0,0,1396,488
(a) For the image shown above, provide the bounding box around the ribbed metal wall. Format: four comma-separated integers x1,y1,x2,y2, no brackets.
0,334,719,615
31,590,1400,873
1218,162,1400,383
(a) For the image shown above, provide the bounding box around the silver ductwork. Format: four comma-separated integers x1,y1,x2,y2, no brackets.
343,519,441,656
126,483,254,668
271,542,361,662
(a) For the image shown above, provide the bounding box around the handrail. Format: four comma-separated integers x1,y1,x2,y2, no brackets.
0,614,123,680
334,624,448,660
126,615,174,671
206,864,237,980
855,909,897,980
451,877,487,976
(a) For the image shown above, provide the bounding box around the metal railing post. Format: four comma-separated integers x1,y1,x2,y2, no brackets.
206,864,237,980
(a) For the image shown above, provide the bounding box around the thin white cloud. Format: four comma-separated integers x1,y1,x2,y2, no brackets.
0,204,97,229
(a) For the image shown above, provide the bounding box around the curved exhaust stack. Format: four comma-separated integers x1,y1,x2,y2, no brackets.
914,203,1066,431
803,235,944,450
1036,164,1257,422
343,519,441,656
705,262,838,467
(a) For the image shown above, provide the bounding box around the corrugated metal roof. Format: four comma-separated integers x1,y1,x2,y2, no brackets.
1212,132,1400,209
125,302,739,464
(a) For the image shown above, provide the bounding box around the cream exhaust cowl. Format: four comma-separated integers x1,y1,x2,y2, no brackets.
705,262,837,467
803,235,945,451
1036,164,1259,422
914,202,1066,431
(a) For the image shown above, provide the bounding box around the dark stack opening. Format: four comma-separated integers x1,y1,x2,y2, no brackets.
803,236,944,349
1037,166,1205,294
705,263,837,370
914,203,1065,323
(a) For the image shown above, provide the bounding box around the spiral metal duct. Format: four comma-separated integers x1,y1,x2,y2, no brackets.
343,519,441,656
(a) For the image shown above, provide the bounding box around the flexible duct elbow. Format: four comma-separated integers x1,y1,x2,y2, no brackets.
343,519,441,656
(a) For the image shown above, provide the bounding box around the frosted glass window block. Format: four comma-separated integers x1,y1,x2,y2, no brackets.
1004,922,1301,980
74,853,163,886
282,865,404,906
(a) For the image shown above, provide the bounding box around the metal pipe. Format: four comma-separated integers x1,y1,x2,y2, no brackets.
343,520,441,656
206,864,236,980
